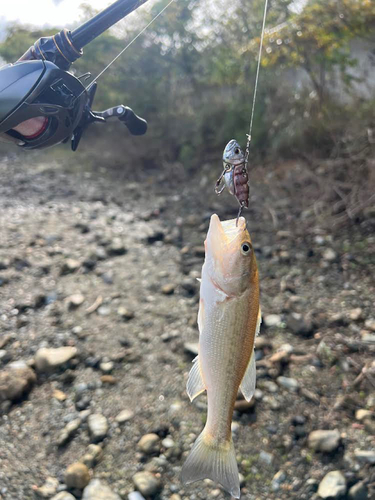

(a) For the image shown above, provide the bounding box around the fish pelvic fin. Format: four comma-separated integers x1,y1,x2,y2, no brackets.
181,430,240,499
186,356,205,402
240,349,256,402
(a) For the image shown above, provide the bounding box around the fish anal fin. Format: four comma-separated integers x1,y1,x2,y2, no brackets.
240,350,256,402
186,356,205,402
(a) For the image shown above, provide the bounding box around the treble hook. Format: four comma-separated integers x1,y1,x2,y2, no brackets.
214,164,232,195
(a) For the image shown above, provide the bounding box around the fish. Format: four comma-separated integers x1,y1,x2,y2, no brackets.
181,214,261,498
222,140,249,210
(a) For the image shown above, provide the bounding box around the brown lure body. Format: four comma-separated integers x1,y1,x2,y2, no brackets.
233,163,249,208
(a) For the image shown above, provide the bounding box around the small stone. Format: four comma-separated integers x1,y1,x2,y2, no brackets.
317,341,335,365
35,347,77,373
138,433,160,455
99,361,114,373
97,306,111,316
322,248,337,262
259,450,273,465
82,479,121,500
0,362,36,403
234,399,255,413
277,376,299,392
353,449,375,464
115,409,134,423
133,471,161,497
269,350,290,363
184,342,198,356
264,314,282,327
364,318,375,331
355,409,373,421
57,418,82,447
61,259,81,275
34,476,59,498
287,313,314,337
349,308,363,321
161,283,175,295
317,470,346,499
65,462,90,490
80,444,103,468
161,437,175,449
272,470,286,492
128,492,146,500
53,389,67,401
348,481,368,500
308,429,341,453
51,493,76,500
88,414,108,442
260,380,278,393
100,375,117,384
117,307,135,320
67,293,85,309
108,238,127,256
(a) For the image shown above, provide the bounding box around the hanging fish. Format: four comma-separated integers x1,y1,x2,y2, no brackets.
181,214,261,499
215,140,249,220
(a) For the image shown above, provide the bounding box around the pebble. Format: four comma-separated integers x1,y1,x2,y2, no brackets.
317,470,346,499
117,307,135,320
128,492,146,500
57,418,82,446
322,248,337,262
100,375,117,384
161,283,175,295
161,437,175,449
108,238,127,256
308,429,341,453
272,470,286,492
133,471,161,497
287,313,314,337
264,314,282,327
184,342,199,356
66,293,85,309
259,450,273,465
99,361,114,373
35,347,77,373
353,449,375,464
364,318,375,331
80,444,103,468
234,399,255,413
355,409,373,421
349,308,363,321
0,362,36,402
277,376,299,391
348,481,368,500
64,462,90,489
51,493,76,500
138,433,160,455
61,259,81,275
115,409,135,423
88,414,109,442
33,476,59,498
97,306,111,316
82,479,121,500
260,380,278,393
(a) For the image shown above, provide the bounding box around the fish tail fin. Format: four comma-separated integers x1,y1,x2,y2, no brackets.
181,429,240,498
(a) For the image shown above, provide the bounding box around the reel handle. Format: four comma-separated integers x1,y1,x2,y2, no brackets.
99,105,147,136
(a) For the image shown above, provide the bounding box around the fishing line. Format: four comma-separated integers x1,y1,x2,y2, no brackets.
244,0,269,165
77,0,176,99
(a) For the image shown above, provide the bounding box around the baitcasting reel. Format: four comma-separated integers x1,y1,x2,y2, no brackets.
0,0,148,151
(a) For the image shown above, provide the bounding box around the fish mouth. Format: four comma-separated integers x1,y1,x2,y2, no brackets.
206,214,247,257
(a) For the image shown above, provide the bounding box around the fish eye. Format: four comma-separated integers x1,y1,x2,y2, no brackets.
235,148,240,154
241,242,252,255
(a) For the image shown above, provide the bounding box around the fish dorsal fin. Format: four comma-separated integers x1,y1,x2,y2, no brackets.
240,350,256,402
187,356,206,401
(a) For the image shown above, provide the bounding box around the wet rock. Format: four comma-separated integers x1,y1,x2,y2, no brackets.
108,238,127,256
277,376,299,392
184,342,198,356
287,313,314,337
133,471,161,497
0,361,36,402
308,429,341,453
317,470,346,499
138,433,160,455
161,283,175,295
57,418,82,447
88,414,108,442
61,259,81,275
82,479,121,500
80,444,103,468
51,493,76,500
35,347,77,373
33,476,59,498
64,462,90,489
264,314,282,327
115,409,135,423
353,449,375,464
117,307,135,320
348,481,368,500
67,293,85,309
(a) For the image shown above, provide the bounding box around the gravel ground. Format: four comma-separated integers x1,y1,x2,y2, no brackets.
0,154,374,500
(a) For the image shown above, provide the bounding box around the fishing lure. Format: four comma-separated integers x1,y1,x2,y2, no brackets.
215,139,249,222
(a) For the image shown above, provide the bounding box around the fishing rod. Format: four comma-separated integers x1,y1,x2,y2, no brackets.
0,0,154,151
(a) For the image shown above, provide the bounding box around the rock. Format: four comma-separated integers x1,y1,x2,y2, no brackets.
161,437,175,449
259,380,278,393
100,375,117,384
146,230,165,245
88,414,108,442
108,238,127,256
234,399,255,413
133,471,161,497
264,314,282,327
355,409,373,421
0,362,36,402
317,341,335,365
308,429,341,453
259,450,273,465
184,342,198,356
97,306,111,316
348,482,368,500
317,470,346,499
272,470,286,492
99,361,114,373
61,259,81,275
82,479,121,500
33,476,59,498
51,493,76,500
57,418,82,446
287,313,314,337
322,248,337,262
115,409,134,423
138,433,160,455
117,307,135,320
349,308,363,321
161,283,175,295
80,444,103,468
67,293,85,309
128,492,146,500
364,318,375,331
277,376,299,391
64,462,90,489
53,389,67,401
353,449,375,464
35,347,77,373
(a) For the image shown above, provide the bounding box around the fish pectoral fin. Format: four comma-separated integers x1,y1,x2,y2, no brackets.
186,356,206,402
240,349,256,402
256,307,262,337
